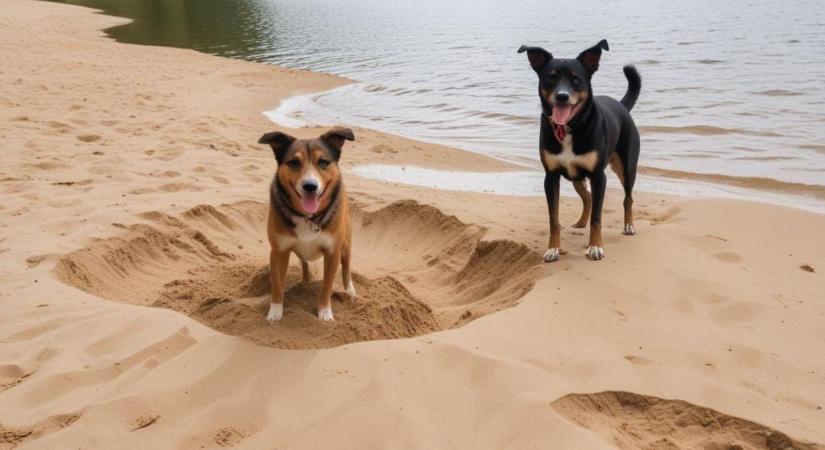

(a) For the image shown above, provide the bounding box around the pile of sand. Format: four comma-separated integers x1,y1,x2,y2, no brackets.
55,200,543,349
553,391,824,450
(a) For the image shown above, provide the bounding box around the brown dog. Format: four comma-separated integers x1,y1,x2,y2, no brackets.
258,127,355,321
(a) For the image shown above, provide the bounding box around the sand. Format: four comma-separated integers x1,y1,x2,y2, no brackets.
1,1,824,449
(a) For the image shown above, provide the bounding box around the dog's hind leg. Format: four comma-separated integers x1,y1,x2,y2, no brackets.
341,236,356,297
611,142,639,236
572,180,591,228
609,155,634,235
621,166,637,236
587,171,607,260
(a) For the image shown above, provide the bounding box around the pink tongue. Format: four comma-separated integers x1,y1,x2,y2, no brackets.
301,195,319,215
552,105,573,125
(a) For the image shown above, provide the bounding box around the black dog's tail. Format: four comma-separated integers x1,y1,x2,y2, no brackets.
620,65,641,111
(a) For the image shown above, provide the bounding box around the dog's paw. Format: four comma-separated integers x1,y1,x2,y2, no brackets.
623,223,636,236
586,246,605,260
543,248,560,263
266,303,283,322
317,307,335,321
346,281,357,297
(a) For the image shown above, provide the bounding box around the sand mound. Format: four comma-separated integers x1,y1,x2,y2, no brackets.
354,200,543,326
1,413,81,449
552,391,824,450
55,200,542,349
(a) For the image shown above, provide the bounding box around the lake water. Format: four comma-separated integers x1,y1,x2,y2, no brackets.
53,0,825,210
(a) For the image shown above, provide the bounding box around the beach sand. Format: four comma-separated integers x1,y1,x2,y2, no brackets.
1,1,824,448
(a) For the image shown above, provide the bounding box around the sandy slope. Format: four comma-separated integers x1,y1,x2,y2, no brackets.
1,1,824,449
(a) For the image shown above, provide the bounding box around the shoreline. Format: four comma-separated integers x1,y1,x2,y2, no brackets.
268,89,825,214
55,0,825,214
1,1,824,449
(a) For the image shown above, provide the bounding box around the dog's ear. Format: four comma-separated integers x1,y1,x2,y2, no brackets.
518,45,553,74
258,131,296,163
320,127,355,160
577,39,609,75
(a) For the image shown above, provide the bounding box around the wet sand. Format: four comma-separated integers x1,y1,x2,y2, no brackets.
1,1,824,449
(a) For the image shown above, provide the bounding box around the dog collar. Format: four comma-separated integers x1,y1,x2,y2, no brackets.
303,216,322,233
548,117,568,143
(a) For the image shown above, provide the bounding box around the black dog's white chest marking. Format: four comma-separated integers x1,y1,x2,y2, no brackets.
542,134,598,177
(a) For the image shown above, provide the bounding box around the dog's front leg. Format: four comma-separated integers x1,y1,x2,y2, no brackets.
317,246,342,321
543,172,562,262
267,250,290,321
587,170,607,260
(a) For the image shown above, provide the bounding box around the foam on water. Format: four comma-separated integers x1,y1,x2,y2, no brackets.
351,164,825,214
267,91,825,213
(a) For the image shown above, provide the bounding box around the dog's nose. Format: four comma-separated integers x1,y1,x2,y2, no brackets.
302,181,318,193
554,91,570,103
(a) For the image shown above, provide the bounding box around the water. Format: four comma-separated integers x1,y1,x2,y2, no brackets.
53,0,825,210
352,165,825,213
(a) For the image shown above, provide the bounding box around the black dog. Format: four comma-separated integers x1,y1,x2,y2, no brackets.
518,39,641,262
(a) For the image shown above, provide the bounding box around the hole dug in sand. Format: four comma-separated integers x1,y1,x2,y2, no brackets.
552,391,824,450
55,200,542,349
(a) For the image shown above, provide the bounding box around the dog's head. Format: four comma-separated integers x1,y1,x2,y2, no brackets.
258,127,355,216
518,39,609,126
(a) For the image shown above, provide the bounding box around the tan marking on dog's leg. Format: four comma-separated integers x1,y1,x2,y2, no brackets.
587,171,607,260
610,155,636,235
572,180,591,228
588,223,603,247
301,260,311,283
547,228,561,250
267,250,290,322
341,238,356,297
548,197,561,254
318,247,341,321
623,195,635,235
543,173,562,263
586,223,605,260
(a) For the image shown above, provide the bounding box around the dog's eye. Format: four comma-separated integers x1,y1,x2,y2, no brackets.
286,159,301,169
571,76,581,85
318,159,331,169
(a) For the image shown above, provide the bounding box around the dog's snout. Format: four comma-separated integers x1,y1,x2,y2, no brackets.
302,180,318,193
554,91,570,104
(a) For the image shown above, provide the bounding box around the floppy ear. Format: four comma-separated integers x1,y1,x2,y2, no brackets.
518,45,553,74
319,127,355,160
258,131,296,163
577,39,609,75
